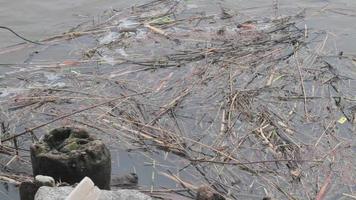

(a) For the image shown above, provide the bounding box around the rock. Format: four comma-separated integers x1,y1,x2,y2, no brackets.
196,186,225,200
20,182,38,200
111,173,138,188
35,175,55,187
20,175,55,200
66,177,100,200
30,127,111,189
34,186,152,200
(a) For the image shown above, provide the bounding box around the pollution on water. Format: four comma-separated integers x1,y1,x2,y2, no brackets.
0,0,356,199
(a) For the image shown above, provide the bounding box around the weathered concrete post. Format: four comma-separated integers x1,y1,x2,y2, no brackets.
30,127,111,189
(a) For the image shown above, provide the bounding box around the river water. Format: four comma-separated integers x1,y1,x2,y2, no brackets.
0,0,355,199
0,0,355,51
0,0,355,68
0,0,355,69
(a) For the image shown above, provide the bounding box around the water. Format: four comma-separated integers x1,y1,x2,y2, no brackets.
0,0,355,65
0,0,355,51
0,0,144,47
0,0,355,199
0,181,20,200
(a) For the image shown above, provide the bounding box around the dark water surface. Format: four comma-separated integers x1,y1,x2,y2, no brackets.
0,0,355,68
0,0,355,199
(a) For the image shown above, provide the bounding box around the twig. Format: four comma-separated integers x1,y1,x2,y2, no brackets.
144,23,169,38
0,26,43,45
294,51,309,119
189,158,322,165
315,172,332,200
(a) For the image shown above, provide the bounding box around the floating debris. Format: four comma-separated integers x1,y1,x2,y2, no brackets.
0,0,355,199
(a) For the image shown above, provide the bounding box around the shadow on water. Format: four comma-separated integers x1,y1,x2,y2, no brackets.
111,149,195,189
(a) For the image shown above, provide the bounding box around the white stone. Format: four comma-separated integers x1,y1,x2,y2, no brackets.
35,175,55,187
65,177,100,200
35,186,152,200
